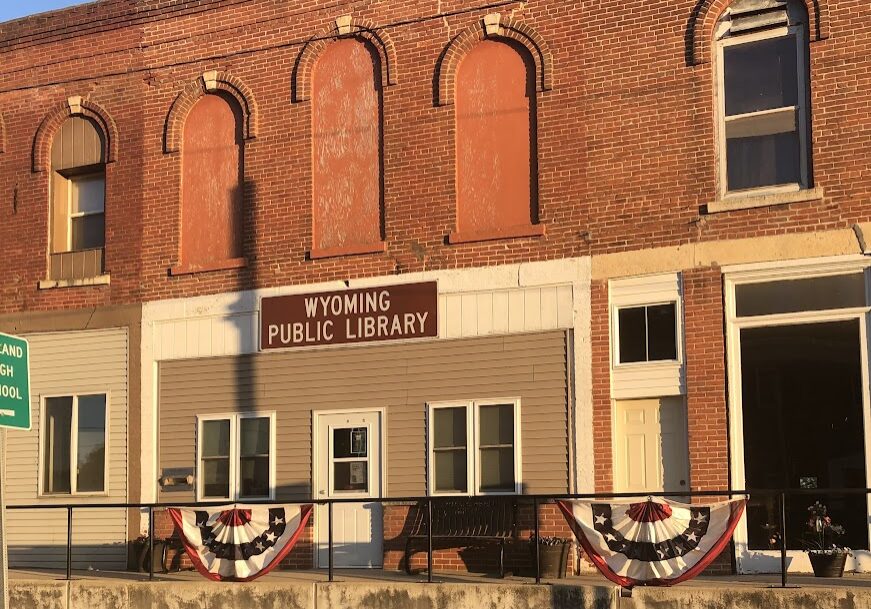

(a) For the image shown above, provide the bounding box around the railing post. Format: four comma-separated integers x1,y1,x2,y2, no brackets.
65,507,72,581
779,492,788,588
427,497,433,583
533,496,541,584
148,506,155,581
328,502,334,582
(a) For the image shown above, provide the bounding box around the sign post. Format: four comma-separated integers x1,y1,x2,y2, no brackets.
0,332,31,609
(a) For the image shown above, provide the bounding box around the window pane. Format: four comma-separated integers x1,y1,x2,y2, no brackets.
71,213,105,251
76,395,106,493
480,447,514,492
479,405,514,446
240,417,269,456
736,274,867,317
618,307,647,363
202,458,230,498
333,461,368,492
71,175,105,214
43,397,72,494
201,420,230,458
433,407,467,449
724,35,798,116
434,450,468,493
333,427,367,458
726,131,801,191
647,304,678,361
239,457,270,498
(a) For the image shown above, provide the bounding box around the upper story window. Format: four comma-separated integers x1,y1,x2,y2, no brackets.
617,303,678,364
310,38,384,259
715,0,810,197
450,40,541,244
174,93,244,274
48,117,106,281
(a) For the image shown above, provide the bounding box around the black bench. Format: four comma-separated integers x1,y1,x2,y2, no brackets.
404,498,518,577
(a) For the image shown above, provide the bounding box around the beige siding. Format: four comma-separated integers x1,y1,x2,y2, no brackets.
6,329,128,569
159,331,569,501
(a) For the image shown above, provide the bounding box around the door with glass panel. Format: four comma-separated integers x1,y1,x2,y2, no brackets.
727,268,871,573
314,410,383,568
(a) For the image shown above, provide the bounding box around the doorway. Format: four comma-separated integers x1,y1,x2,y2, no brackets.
614,397,690,495
314,410,384,568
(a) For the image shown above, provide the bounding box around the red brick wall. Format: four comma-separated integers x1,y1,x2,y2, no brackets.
591,280,613,492
0,0,866,314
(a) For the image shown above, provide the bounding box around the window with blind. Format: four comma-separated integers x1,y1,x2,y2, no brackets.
715,0,810,195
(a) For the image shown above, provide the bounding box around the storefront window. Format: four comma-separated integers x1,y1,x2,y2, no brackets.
42,394,107,495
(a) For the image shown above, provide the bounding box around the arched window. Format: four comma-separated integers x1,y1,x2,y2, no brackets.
49,116,106,280
311,38,384,258
451,40,540,244
715,0,811,197
177,94,244,273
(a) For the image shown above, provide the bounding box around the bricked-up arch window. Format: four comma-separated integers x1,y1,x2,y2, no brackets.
310,38,384,259
49,116,106,281
715,0,811,197
176,94,244,274
450,40,541,244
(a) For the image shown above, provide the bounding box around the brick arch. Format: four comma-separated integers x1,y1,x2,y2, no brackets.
292,15,398,103
688,0,829,66
436,13,553,107
163,70,258,153
32,96,119,172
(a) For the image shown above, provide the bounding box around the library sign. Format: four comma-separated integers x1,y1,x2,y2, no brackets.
261,282,438,350
0,332,30,431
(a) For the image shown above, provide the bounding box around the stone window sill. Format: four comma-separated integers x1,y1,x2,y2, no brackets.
169,257,247,276
38,274,111,290
447,224,546,245
706,187,824,213
309,241,387,260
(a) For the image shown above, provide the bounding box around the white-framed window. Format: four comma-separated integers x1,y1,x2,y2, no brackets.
614,302,679,365
40,393,108,496
68,172,105,252
427,399,521,496
715,0,810,197
196,412,276,501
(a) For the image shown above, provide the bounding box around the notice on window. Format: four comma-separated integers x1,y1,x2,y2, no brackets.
260,282,438,350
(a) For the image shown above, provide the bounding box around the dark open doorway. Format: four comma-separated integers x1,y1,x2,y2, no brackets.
740,320,868,550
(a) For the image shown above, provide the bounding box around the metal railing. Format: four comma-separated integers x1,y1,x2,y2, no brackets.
7,487,869,587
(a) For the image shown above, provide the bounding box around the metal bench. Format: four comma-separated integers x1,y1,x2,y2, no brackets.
404,497,518,577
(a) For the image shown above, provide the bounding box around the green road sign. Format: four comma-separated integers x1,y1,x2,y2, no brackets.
0,333,29,431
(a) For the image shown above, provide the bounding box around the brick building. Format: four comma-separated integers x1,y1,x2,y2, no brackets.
0,0,868,576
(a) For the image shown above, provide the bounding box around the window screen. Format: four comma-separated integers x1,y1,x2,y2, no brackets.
239,417,270,498
201,419,231,498
432,407,468,493
478,404,515,492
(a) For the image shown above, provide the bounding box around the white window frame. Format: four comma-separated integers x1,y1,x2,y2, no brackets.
715,21,810,199
196,411,276,502
66,171,106,252
38,392,110,498
427,399,522,497
612,300,682,368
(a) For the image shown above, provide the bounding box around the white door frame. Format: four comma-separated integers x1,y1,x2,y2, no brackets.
312,407,387,568
723,255,871,573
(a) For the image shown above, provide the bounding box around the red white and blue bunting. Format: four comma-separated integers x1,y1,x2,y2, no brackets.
169,504,313,581
558,497,745,588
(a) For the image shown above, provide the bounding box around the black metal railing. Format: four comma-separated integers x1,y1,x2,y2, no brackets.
7,487,869,587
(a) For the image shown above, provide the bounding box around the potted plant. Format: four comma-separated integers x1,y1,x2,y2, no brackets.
802,501,850,578
529,535,571,579
132,534,166,573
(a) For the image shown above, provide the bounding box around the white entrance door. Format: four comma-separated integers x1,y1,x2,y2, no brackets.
314,410,383,568
614,397,690,495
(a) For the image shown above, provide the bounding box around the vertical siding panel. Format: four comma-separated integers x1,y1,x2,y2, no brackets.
460,293,477,337
508,289,525,333
540,286,558,329
444,294,462,339
556,285,574,328
476,292,494,336
492,291,509,334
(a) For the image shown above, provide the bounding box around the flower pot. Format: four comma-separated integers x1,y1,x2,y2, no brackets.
530,542,570,579
138,540,166,574
808,552,847,578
